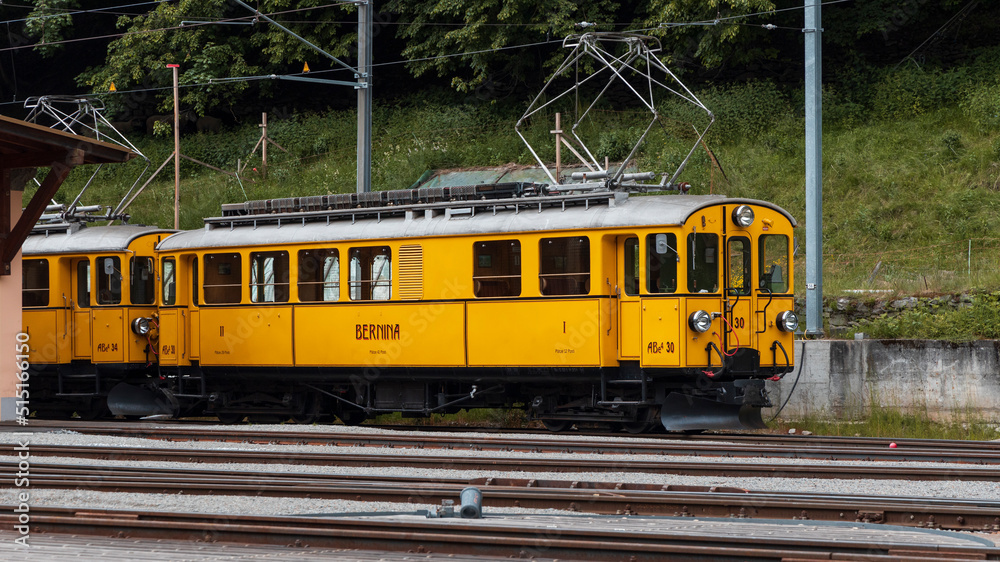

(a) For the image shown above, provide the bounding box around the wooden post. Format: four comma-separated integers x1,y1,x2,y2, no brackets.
168,63,180,229
260,112,268,180
550,113,562,183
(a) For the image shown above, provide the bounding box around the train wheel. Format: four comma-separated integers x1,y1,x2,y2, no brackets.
76,397,108,421
338,409,367,426
291,394,323,424
541,419,569,432
620,407,660,434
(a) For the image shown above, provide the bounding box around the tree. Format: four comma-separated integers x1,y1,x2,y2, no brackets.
386,0,623,94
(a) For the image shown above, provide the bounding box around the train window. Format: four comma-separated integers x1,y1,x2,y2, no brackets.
162,258,176,306
473,240,521,297
759,235,789,293
22,259,49,307
687,233,719,293
191,257,199,305
539,237,590,296
250,251,290,303
77,260,90,307
96,256,122,305
646,233,677,294
727,237,751,296
130,256,155,305
298,249,340,302
349,246,391,301
203,253,242,304
623,238,638,296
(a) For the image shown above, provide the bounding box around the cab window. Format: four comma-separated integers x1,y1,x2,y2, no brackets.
646,233,677,294
687,233,718,293
204,253,242,304
623,237,639,296
298,249,340,302
22,259,49,307
97,256,122,305
473,240,521,297
162,258,176,306
250,251,290,303
349,246,391,301
539,237,590,295
727,237,751,296
77,260,90,307
759,235,789,293
130,256,155,305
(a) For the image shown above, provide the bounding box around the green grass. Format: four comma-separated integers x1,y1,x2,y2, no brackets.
372,408,531,428
771,404,1000,441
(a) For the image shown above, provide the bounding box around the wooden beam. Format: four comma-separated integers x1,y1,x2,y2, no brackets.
1,154,77,274
0,150,67,169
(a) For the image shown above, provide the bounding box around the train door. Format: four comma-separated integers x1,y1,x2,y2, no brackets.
684,231,724,368
158,256,181,365
725,235,753,351
70,258,92,360
186,255,200,360
617,236,640,359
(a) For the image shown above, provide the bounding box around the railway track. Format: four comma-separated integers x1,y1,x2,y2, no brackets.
12,460,1000,532
2,505,997,561
11,443,1000,481
19,422,1000,464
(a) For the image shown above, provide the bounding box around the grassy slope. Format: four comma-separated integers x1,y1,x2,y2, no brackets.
30,73,1000,301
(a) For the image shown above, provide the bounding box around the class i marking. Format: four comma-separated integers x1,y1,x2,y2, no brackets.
647,341,676,354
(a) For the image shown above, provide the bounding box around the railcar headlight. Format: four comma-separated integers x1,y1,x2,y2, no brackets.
131,317,152,336
688,310,713,333
776,310,798,333
732,205,755,228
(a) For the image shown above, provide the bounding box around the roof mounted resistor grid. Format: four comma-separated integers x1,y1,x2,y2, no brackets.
219,182,548,218
208,183,628,230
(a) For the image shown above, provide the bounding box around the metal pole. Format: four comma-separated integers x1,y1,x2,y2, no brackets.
357,1,372,193
168,63,181,230
804,2,823,336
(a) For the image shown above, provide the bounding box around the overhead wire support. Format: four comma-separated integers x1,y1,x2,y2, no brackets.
515,32,713,192
230,0,372,193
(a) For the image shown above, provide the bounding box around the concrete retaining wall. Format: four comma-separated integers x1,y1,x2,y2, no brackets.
763,340,1000,421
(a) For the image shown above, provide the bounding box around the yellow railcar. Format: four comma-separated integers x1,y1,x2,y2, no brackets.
21,224,174,418
115,185,797,430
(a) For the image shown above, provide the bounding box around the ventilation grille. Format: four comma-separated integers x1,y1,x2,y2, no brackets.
398,245,423,300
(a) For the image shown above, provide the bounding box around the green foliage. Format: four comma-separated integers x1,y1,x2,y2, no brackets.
848,293,1000,341
960,81,1000,132
641,0,776,68
871,65,970,119
22,0,78,57
386,0,621,93
681,80,791,144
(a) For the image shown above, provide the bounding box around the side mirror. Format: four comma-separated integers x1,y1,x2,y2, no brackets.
103,257,115,275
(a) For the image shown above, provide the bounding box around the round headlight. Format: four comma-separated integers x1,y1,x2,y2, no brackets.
732,205,755,228
689,310,713,333
131,317,151,336
776,310,798,333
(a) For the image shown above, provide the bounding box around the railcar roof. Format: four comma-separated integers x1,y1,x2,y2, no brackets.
23,225,174,255
157,194,795,252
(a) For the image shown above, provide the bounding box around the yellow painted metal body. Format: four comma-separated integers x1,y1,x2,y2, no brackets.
22,231,166,368
25,199,795,380
152,199,794,375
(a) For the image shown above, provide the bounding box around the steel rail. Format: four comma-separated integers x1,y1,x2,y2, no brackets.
1,506,997,561
26,424,1000,464
9,443,1000,481
12,461,1000,532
